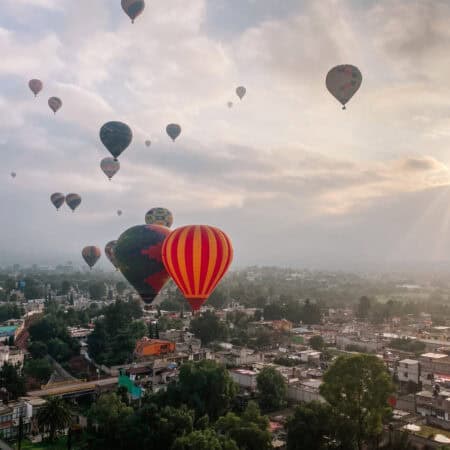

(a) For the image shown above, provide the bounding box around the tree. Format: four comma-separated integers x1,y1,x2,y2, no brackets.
302,299,321,324
164,360,238,421
88,393,133,449
190,311,228,345
172,428,238,450
116,281,127,295
287,402,335,450
215,401,271,450
89,282,106,300
47,338,72,362
60,280,71,295
357,296,371,319
24,358,52,383
320,354,394,450
0,363,26,400
125,403,194,450
263,303,283,320
256,367,287,412
38,397,72,442
309,335,325,351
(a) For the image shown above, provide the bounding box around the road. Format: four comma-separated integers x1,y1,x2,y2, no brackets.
27,377,118,398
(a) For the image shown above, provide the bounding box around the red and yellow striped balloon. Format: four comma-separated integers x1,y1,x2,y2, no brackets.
162,225,233,311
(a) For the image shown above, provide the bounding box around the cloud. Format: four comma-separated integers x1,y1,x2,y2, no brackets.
1,0,450,268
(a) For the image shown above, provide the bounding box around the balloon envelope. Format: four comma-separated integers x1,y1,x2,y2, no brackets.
145,140,151,147
100,121,133,160
117,210,123,216
166,124,181,141
48,97,62,113
121,0,145,23
66,193,81,212
100,157,120,180
50,193,65,211
29,79,43,97
82,246,101,269
326,65,362,109
115,224,171,304
227,102,233,108
162,225,233,311
10,172,16,178
105,240,119,270
236,86,246,100
145,207,173,228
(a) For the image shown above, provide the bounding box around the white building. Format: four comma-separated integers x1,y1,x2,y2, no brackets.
398,359,420,384
229,368,258,391
0,345,24,369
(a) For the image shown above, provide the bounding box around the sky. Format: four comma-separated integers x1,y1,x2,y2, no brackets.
1,0,450,270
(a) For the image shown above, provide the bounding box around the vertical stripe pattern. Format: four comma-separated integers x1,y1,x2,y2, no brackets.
162,225,233,311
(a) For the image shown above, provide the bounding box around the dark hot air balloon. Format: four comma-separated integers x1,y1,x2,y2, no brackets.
115,224,171,304
166,124,181,142
326,65,362,109
50,193,65,211
117,210,123,216
227,101,233,108
82,246,101,269
121,0,145,23
236,86,246,100
145,140,151,147
100,157,120,180
105,240,119,270
10,172,16,179
29,79,43,97
66,193,81,212
100,121,133,161
145,207,173,228
48,97,62,114
162,225,233,312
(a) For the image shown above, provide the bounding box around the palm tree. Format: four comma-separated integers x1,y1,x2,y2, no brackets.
37,397,72,442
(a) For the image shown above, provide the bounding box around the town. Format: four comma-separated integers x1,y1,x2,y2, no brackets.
0,265,449,449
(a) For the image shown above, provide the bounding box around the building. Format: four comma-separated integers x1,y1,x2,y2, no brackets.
0,326,18,343
0,345,24,369
0,401,27,439
287,379,325,403
419,353,450,387
135,338,176,358
215,347,264,367
230,369,258,391
398,359,420,385
415,389,450,429
271,320,293,333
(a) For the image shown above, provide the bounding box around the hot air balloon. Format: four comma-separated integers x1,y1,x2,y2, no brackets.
29,79,43,97
50,193,65,211
100,121,133,161
117,210,123,216
326,65,362,109
121,0,145,23
100,157,120,180
166,124,181,142
10,172,16,179
236,86,246,100
115,224,171,304
105,240,119,270
66,193,81,212
227,101,233,108
162,225,233,312
82,246,101,269
145,140,151,147
48,97,62,114
145,207,173,228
